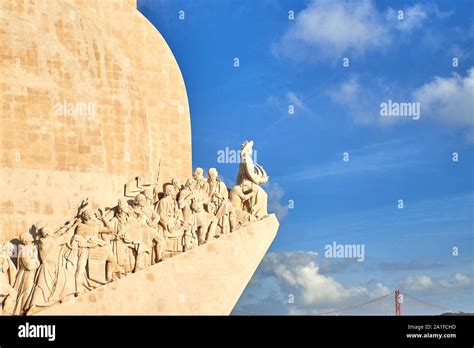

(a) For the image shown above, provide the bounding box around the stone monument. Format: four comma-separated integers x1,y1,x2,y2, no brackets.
0,0,279,315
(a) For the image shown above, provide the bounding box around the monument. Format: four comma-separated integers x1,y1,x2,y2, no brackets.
0,0,279,315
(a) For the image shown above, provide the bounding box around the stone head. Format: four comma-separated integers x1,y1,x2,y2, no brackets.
118,198,129,213
191,201,203,213
134,194,147,208
193,167,204,178
164,184,174,197
185,178,197,189
19,232,34,245
208,167,218,180
82,209,95,222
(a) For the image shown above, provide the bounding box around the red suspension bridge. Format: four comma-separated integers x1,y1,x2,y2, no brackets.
315,290,451,316
233,290,454,315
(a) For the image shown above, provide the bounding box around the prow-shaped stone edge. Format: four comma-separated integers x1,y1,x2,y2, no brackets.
37,214,279,315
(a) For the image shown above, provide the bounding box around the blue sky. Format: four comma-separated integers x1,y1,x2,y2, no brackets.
138,0,473,314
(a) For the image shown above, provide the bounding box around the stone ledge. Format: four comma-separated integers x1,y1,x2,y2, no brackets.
37,214,279,315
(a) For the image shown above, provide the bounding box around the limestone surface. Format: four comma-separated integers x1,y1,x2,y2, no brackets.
38,214,279,315
0,0,191,243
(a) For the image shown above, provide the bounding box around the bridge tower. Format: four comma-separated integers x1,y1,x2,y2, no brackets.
395,290,402,316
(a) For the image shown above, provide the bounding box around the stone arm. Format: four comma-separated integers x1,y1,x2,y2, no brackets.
177,189,193,209
96,210,114,233
240,191,253,202
146,217,158,229
57,225,76,246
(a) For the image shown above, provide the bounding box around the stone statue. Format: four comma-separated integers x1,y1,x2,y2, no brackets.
178,178,197,224
4,141,273,315
107,199,135,279
190,201,218,245
157,184,185,259
193,167,209,204
236,141,268,219
207,168,232,236
171,178,183,197
142,188,157,209
27,225,76,314
230,179,254,212
132,194,162,270
13,232,40,315
229,179,258,229
67,209,115,296
0,242,17,315
178,178,198,250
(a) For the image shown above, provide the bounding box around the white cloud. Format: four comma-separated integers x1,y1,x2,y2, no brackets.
368,282,392,298
265,182,288,219
286,91,308,111
441,273,473,288
328,76,401,126
261,252,386,307
388,4,428,32
413,67,474,142
403,273,473,292
403,275,435,291
273,1,440,62
275,0,389,60
265,91,310,115
326,68,474,143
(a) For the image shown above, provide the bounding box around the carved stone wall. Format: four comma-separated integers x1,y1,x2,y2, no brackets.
0,0,192,243
37,214,279,315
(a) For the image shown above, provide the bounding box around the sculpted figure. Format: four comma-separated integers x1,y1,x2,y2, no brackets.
27,225,76,314
132,194,162,270
178,178,198,250
230,180,258,230
0,242,17,315
157,184,184,258
67,209,116,296
207,168,232,236
13,233,40,315
230,179,254,212
142,188,157,210
107,199,135,278
171,178,183,197
236,141,269,219
193,168,209,204
190,202,218,245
